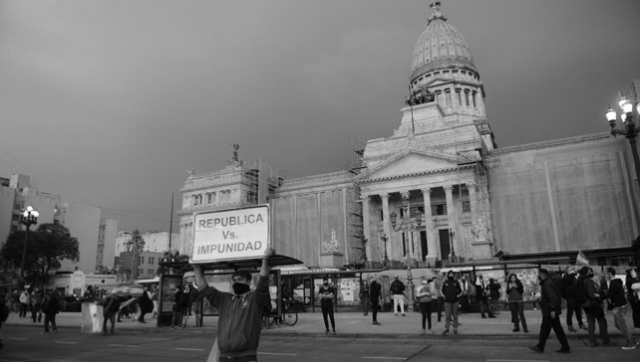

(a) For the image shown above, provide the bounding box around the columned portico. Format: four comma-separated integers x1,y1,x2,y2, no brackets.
361,194,372,267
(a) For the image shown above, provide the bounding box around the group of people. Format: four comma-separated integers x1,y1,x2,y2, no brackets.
7,288,62,334
531,266,640,354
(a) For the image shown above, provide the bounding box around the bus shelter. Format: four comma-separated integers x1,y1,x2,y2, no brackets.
156,254,302,327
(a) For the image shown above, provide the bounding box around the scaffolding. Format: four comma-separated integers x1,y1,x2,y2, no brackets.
243,159,286,204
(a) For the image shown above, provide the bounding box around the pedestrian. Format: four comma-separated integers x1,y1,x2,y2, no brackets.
102,292,120,336
192,246,274,361
416,276,435,334
561,266,586,332
19,289,29,318
319,276,336,334
31,288,44,323
171,287,186,329
137,287,153,324
369,274,382,326
360,278,370,316
625,268,640,329
475,276,495,318
11,290,20,313
150,285,158,318
458,275,470,314
488,278,501,314
390,275,406,316
0,293,8,352
193,290,203,327
441,271,462,336
579,266,616,348
506,273,528,333
604,267,639,350
529,269,570,354
435,273,444,322
41,290,59,334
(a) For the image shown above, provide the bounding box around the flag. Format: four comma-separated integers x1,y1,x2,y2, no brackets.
576,250,589,266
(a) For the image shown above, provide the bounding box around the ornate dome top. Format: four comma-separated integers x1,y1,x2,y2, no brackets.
410,2,476,83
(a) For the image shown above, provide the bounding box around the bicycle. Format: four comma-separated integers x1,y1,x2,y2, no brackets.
263,299,298,327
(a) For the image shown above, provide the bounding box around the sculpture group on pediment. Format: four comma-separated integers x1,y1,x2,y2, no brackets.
321,228,341,253
405,86,435,106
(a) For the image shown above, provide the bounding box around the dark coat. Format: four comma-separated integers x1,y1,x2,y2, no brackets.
605,279,627,308
561,273,578,299
488,281,501,299
41,293,59,315
540,277,562,317
441,279,462,303
390,280,406,295
369,281,381,303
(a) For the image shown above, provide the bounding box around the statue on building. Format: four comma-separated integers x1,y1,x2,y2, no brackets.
186,168,196,177
405,86,435,106
321,229,341,253
232,143,239,161
473,218,486,241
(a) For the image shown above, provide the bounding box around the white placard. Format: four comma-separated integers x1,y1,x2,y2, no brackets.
191,205,269,263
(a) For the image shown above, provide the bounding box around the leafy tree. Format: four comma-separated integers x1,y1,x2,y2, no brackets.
0,223,79,287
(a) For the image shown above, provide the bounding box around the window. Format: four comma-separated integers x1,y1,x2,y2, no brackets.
11,214,18,221
379,210,384,221
445,89,452,106
462,201,471,213
138,268,143,277
149,257,154,264
402,233,406,257
472,91,477,108
139,256,145,264
464,90,470,106
456,89,462,106
149,269,154,275
432,204,447,216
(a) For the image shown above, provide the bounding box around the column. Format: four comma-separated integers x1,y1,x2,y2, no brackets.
381,193,391,262
421,188,437,262
468,184,477,259
361,194,372,266
444,185,456,260
342,188,349,263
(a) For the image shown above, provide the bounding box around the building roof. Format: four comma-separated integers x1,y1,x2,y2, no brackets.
410,1,476,83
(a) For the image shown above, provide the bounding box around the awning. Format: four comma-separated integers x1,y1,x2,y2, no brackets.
158,254,303,272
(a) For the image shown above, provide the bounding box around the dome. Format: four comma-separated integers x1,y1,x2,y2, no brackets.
410,2,476,83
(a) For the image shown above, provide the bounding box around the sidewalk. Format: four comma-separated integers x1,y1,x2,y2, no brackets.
4,309,636,340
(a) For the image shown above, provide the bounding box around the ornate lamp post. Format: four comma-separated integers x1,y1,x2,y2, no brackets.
19,205,39,279
389,193,423,311
379,233,389,267
448,230,456,264
126,230,145,282
606,85,640,187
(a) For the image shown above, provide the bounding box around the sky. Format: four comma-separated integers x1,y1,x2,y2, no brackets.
0,0,639,233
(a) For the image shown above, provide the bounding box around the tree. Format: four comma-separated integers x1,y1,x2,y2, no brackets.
0,223,79,287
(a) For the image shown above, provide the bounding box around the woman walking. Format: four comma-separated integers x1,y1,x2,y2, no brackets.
416,276,436,334
507,273,528,333
41,290,59,334
626,268,640,329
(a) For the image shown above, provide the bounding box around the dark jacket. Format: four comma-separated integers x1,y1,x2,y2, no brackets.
506,280,524,302
441,279,462,303
488,281,501,299
202,276,268,358
41,293,59,315
318,284,335,308
581,276,600,308
561,273,578,299
390,280,406,295
540,277,562,317
103,295,121,317
605,279,627,308
625,276,639,304
369,281,381,303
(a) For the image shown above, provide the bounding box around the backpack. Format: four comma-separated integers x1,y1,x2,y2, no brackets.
576,278,589,304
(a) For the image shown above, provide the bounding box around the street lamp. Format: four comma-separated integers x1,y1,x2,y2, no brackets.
379,233,389,267
389,193,423,311
19,205,39,279
607,86,640,187
449,230,456,264
126,230,145,282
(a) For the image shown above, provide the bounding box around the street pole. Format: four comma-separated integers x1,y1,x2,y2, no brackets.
20,227,29,279
19,206,39,280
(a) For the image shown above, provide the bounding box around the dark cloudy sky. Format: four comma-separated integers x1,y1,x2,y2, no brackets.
1,0,639,233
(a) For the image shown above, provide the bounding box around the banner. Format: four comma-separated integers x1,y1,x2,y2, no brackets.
576,250,590,266
191,205,269,263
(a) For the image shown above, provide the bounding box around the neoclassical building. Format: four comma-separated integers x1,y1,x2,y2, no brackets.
177,3,638,270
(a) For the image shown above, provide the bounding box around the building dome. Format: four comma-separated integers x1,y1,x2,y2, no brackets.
410,2,477,84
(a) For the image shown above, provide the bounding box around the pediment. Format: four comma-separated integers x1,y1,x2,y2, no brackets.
360,150,460,181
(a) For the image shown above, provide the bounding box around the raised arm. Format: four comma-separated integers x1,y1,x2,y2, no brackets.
192,264,208,292
260,246,275,277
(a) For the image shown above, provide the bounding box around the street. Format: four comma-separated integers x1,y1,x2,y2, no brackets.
1,326,638,362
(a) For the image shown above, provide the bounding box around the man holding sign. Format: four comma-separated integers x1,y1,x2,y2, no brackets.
193,246,274,362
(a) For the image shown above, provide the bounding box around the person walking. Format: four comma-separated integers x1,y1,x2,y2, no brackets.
579,266,616,348
561,266,586,332
31,288,44,323
625,268,640,329
11,290,20,313
19,289,29,318
604,267,639,350
507,273,528,333
41,290,59,334
416,276,435,334
171,287,186,329
369,274,382,326
390,276,406,316
458,276,470,314
441,271,462,336
435,274,444,322
529,269,570,354
475,276,495,318
319,276,336,334
193,246,275,361
102,292,120,336
488,278,501,314
360,279,370,316
137,287,153,324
